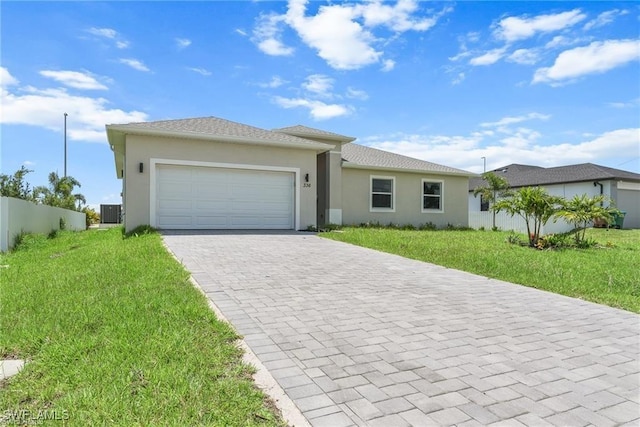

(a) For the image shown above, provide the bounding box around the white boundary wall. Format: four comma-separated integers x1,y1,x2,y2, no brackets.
469,211,574,234
0,197,86,252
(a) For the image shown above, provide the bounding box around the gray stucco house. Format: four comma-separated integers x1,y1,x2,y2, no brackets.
106,116,474,232
469,163,640,230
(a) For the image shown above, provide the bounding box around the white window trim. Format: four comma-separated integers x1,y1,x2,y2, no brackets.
149,158,300,230
421,179,444,213
370,175,396,212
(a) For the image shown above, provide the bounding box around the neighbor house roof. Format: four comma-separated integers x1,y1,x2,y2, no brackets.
106,117,334,177
274,125,356,143
342,143,475,177
469,163,640,190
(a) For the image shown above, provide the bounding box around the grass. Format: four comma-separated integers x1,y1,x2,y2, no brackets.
0,228,284,426
321,227,640,313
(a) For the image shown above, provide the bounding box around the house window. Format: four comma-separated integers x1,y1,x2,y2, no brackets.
480,195,489,212
370,176,395,211
422,180,443,212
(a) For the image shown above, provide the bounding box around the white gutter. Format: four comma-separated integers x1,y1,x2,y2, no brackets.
342,162,477,178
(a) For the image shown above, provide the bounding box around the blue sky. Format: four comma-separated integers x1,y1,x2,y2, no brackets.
2,1,639,209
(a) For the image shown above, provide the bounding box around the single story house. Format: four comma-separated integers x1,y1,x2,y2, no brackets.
106,116,474,232
469,163,640,230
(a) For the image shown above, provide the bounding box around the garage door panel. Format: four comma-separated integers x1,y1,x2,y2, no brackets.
159,166,192,180
156,164,294,229
195,200,230,211
158,199,193,210
195,216,229,227
157,215,194,227
262,202,292,214
196,184,228,198
158,182,192,195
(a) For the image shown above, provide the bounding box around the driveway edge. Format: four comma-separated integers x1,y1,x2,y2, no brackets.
190,276,311,427
163,242,310,427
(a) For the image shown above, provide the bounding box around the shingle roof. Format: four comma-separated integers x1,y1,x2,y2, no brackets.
469,163,640,190
273,125,355,142
342,143,474,176
108,116,332,149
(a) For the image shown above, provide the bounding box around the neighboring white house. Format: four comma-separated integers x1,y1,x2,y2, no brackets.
106,117,475,232
469,163,640,232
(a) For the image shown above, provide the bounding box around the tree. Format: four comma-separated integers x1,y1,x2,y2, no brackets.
0,166,35,201
555,194,619,245
493,186,561,247
82,206,100,228
473,172,512,230
34,172,86,211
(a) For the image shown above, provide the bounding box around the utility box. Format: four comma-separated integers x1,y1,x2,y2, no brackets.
100,204,122,224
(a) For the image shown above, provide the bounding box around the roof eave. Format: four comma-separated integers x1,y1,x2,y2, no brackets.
276,129,356,143
342,162,476,177
106,126,125,179
105,124,334,150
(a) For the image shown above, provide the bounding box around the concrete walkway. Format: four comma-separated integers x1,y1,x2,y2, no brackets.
162,231,639,427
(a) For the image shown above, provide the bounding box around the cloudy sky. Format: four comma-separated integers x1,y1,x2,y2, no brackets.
1,1,639,208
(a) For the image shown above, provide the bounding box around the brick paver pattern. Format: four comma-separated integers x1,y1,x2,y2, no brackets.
163,231,639,427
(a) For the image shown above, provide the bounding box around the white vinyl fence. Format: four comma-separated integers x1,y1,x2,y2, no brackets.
469,211,574,235
0,197,86,252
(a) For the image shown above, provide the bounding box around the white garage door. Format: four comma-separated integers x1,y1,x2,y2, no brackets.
156,164,294,229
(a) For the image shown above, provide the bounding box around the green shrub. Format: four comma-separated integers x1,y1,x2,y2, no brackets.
419,222,437,231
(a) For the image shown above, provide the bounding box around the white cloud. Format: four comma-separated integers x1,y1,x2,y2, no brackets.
451,72,465,85
1,66,19,87
381,59,396,72
357,0,444,32
607,98,640,109
533,39,640,85
86,27,129,49
272,96,352,120
507,48,540,65
583,9,628,31
175,38,192,49
545,36,567,49
285,0,381,70
302,74,334,97
1,75,148,142
119,58,151,72
481,112,550,128
346,87,369,100
257,76,287,88
235,28,248,37
187,67,212,76
252,0,448,70
361,127,639,174
469,48,506,66
39,70,108,90
494,9,586,42
87,27,117,39
253,12,295,56
23,160,35,167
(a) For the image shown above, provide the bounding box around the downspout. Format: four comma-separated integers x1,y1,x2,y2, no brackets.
593,181,604,206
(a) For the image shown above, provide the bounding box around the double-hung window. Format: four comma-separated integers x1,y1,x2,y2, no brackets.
422,180,443,212
370,176,395,211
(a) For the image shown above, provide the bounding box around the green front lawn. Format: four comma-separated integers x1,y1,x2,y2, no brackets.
0,228,283,426
321,228,640,313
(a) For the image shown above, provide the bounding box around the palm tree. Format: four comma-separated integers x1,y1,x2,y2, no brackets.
473,172,511,230
34,172,85,211
555,194,619,244
494,187,561,247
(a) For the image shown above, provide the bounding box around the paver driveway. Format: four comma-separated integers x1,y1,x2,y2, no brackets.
162,231,639,427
